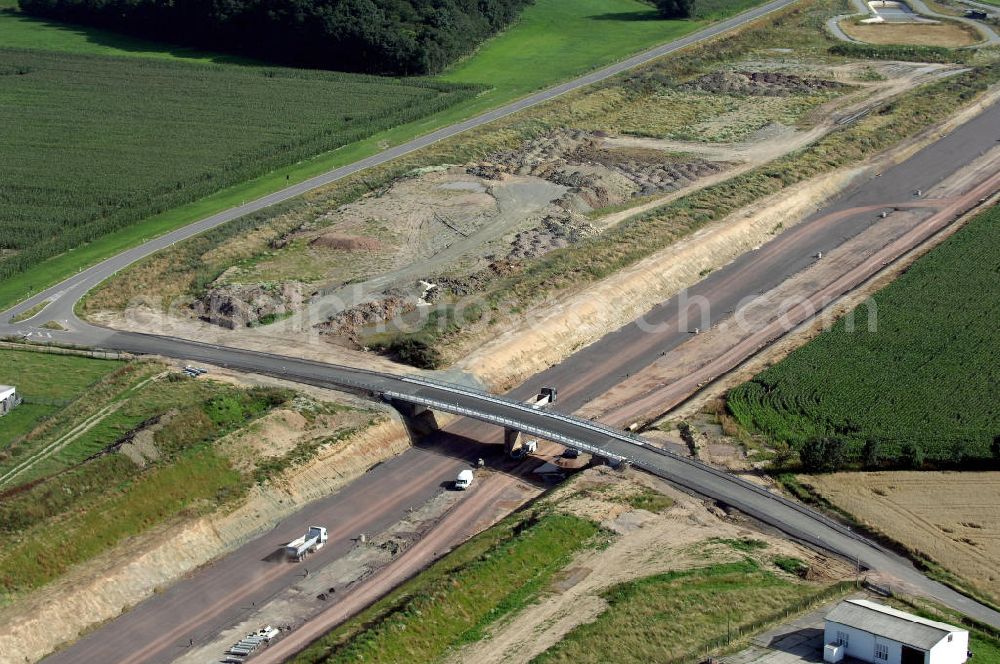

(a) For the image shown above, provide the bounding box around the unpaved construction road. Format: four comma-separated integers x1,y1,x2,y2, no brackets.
33,98,1000,663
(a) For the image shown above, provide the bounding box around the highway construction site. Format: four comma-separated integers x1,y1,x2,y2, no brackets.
3,1,1000,662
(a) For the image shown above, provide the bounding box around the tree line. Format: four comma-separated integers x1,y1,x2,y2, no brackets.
18,0,533,75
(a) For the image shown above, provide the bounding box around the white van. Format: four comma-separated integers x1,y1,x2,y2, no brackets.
455,469,474,490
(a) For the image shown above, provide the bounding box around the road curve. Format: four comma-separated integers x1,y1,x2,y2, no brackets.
1,0,799,327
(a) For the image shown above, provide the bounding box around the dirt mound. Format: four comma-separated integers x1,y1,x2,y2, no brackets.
195,282,303,329
310,233,382,252
317,290,415,344
434,259,523,297
476,129,728,208
507,213,596,261
681,71,842,96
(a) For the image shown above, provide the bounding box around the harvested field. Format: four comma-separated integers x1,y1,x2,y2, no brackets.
800,472,1000,605
839,19,983,47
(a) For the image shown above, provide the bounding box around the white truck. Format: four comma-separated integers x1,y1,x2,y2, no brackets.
454,469,474,490
285,525,328,561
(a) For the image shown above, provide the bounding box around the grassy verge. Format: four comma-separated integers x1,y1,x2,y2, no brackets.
0,0,773,311
293,508,600,664
0,377,291,599
0,347,123,445
7,299,48,323
533,560,849,663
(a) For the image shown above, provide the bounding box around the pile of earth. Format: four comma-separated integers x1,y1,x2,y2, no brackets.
680,71,842,96
316,289,415,345
472,129,727,205
432,259,523,298
310,233,382,252
194,282,303,329
507,212,595,261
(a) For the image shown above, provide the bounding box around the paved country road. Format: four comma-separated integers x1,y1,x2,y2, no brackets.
2,0,799,327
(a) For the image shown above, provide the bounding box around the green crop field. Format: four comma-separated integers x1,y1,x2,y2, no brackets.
0,348,123,445
728,204,1000,467
0,0,770,310
0,47,476,282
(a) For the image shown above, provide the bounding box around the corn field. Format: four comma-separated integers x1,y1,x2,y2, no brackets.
727,204,1000,466
0,47,477,279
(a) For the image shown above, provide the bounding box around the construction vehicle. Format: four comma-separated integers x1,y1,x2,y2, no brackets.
455,469,474,490
510,439,538,460
285,526,327,561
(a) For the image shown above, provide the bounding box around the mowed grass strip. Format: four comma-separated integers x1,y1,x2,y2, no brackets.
294,511,599,664
533,560,822,663
727,204,1000,464
0,47,476,281
0,348,123,445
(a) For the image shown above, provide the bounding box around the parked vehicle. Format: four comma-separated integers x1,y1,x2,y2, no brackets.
562,447,580,459
510,439,538,459
454,469,474,490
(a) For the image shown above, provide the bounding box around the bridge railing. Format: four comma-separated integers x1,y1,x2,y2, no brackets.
397,374,648,446
382,390,629,464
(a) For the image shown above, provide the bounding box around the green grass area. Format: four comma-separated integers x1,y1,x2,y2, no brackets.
0,348,123,445
0,0,772,311
294,510,600,663
727,204,1000,467
534,560,839,663
0,379,290,598
439,0,706,97
7,299,48,322
0,47,476,282
0,0,251,63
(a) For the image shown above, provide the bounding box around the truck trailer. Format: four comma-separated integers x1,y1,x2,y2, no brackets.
285,526,328,561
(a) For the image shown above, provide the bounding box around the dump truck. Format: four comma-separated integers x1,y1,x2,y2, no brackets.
455,469,474,490
285,526,327,560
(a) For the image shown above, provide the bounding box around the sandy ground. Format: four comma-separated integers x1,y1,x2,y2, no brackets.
442,469,853,664
0,413,412,664
841,19,983,46
800,472,1000,605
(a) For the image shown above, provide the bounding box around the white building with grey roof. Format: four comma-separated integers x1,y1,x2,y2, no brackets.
0,385,18,416
824,599,968,664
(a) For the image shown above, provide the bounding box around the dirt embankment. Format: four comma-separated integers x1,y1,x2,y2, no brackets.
457,165,859,390
0,414,412,664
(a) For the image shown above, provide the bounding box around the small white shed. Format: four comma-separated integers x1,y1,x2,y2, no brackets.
824,599,968,664
0,385,18,416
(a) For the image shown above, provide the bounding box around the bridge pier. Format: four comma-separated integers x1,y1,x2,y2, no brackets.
388,399,440,437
